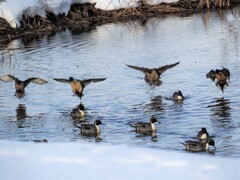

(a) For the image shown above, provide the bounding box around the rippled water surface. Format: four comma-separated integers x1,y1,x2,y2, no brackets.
0,7,239,158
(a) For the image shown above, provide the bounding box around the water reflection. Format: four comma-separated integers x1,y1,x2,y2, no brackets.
144,95,164,112
16,104,27,120
80,132,102,142
208,98,233,128
208,98,231,119
135,130,158,142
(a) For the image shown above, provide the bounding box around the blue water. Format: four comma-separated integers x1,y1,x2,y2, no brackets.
0,7,239,157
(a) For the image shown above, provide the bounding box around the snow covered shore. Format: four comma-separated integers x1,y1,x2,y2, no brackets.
0,0,180,28
0,140,238,179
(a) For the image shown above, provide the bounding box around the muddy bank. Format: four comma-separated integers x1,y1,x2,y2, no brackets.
0,0,239,47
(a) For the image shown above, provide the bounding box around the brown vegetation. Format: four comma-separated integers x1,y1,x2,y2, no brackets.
0,0,239,46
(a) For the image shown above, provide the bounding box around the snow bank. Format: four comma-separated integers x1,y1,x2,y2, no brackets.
0,140,238,179
0,0,180,28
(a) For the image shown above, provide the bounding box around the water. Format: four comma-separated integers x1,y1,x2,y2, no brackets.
0,7,239,158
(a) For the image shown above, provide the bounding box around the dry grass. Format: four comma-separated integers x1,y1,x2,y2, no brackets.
0,0,238,45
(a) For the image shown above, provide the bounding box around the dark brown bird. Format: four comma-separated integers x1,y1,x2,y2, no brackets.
206,66,230,92
0,75,48,98
126,61,180,86
53,77,106,99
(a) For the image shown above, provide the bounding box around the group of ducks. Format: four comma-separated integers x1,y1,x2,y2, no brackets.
0,61,231,153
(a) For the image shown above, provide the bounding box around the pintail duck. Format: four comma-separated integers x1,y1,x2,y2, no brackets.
126,61,180,86
71,104,86,118
172,90,184,100
0,75,48,97
206,66,230,92
197,127,210,140
53,77,106,99
131,116,158,132
75,120,103,134
180,139,216,152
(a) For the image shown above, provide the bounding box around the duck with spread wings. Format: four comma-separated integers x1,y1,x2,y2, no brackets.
126,61,180,86
53,76,106,99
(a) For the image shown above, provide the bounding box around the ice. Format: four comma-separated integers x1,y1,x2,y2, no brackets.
0,140,238,179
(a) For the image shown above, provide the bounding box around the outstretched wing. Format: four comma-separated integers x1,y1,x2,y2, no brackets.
222,66,230,80
24,78,47,87
0,74,16,82
156,61,180,75
53,78,70,83
82,78,106,87
126,64,149,73
206,70,216,81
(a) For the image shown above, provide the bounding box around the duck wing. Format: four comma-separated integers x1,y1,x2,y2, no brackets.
126,64,149,73
222,67,230,80
156,61,180,75
24,78,47,87
53,78,70,84
134,122,147,128
0,74,17,82
206,70,216,81
81,78,106,87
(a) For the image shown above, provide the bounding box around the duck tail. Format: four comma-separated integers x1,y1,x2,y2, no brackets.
128,123,136,128
179,141,186,146
74,125,82,129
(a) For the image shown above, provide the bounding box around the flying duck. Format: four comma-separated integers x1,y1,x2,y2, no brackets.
53,77,106,99
206,66,230,92
126,61,180,86
0,74,48,98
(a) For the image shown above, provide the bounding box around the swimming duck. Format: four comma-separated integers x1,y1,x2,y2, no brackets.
206,66,230,92
71,104,86,118
0,75,48,97
53,77,106,99
172,90,184,100
197,127,210,140
126,61,179,86
75,120,103,134
34,139,48,143
180,139,216,152
131,116,158,132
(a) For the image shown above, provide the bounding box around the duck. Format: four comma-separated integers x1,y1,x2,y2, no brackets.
33,139,48,143
126,61,179,86
53,77,106,99
131,116,158,132
206,66,230,92
197,127,210,140
172,90,184,100
180,139,216,152
75,120,103,134
0,75,48,98
70,104,86,118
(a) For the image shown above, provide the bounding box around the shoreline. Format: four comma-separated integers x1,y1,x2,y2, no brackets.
0,1,240,46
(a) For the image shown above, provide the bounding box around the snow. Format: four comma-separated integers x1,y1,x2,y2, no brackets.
0,140,238,179
0,0,180,28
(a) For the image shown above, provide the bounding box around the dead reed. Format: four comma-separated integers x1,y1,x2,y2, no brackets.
0,0,239,45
